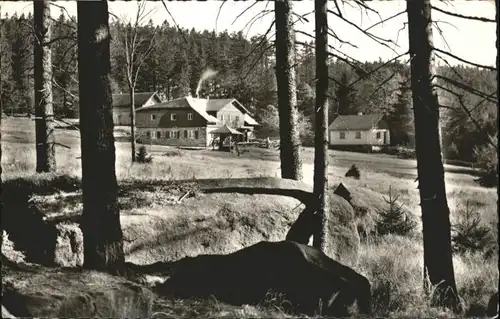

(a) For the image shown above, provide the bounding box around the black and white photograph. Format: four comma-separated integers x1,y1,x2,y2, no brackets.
0,0,498,317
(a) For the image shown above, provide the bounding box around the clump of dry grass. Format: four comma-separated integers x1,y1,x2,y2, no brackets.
2,231,27,263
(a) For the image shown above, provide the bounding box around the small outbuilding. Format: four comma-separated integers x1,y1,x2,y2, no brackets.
209,125,243,151
328,113,390,151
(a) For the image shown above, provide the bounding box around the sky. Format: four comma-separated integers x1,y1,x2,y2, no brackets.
2,0,497,67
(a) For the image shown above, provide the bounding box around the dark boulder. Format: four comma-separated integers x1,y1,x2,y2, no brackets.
155,240,371,317
487,291,499,318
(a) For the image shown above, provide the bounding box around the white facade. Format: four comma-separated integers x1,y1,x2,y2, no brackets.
329,129,390,146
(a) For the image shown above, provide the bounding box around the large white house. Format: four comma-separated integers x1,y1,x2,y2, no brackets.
328,113,390,151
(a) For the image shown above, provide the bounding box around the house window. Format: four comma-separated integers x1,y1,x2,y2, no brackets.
188,130,194,139
156,131,161,139
376,132,381,139
187,113,193,120
171,113,177,121
235,115,240,122
184,130,188,138
168,131,175,138
219,114,224,121
194,130,199,139
228,114,232,121
355,131,361,139
339,132,346,139
151,114,156,121
146,131,151,138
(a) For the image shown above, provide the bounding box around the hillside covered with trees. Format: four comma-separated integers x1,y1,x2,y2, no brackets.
0,11,496,164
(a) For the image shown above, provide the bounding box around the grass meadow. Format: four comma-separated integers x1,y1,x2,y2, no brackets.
1,117,498,318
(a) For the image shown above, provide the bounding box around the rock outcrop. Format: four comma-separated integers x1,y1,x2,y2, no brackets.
156,240,372,318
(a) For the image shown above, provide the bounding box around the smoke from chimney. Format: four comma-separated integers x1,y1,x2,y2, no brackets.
195,68,218,98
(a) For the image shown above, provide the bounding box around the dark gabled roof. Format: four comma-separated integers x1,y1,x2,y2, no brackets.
209,125,243,135
329,113,384,131
136,96,219,124
112,92,159,108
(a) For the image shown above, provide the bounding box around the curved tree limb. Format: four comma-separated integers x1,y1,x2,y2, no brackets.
433,47,496,71
431,5,495,23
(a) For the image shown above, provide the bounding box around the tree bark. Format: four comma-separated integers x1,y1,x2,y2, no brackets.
312,0,329,252
34,1,56,173
77,0,125,273
274,0,303,181
406,0,460,311
129,87,137,162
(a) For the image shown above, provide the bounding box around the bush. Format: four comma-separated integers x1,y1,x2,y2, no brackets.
345,164,361,179
375,186,417,237
451,201,496,258
136,146,153,163
473,135,498,187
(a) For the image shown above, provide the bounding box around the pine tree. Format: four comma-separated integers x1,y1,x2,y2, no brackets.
335,72,356,116
275,0,303,181
388,77,414,147
34,0,56,173
77,0,125,273
407,0,460,310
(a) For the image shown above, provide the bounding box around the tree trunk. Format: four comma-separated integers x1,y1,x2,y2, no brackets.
129,86,137,162
312,0,329,252
274,0,303,181
77,0,125,273
34,0,56,173
406,0,460,311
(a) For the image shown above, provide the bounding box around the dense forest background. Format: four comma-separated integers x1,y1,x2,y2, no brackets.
0,11,497,163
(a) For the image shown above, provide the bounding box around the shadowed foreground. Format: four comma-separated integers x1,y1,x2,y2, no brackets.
154,240,372,318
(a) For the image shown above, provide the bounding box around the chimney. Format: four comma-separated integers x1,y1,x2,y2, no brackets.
358,112,363,115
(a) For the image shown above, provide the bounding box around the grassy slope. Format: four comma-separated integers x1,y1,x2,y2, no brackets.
1,117,498,317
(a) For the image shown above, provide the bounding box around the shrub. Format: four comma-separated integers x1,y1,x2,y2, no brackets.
136,146,153,163
345,164,360,179
451,201,496,257
473,135,498,187
375,186,417,237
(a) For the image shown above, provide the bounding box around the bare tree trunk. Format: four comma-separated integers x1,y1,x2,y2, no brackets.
77,0,125,273
34,0,56,173
312,0,329,252
406,0,460,311
274,0,303,181
129,87,137,162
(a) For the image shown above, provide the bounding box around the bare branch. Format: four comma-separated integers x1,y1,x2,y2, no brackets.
435,84,498,151
365,10,406,32
433,21,453,52
243,10,273,39
434,75,498,104
243,20,275,65
431,5,495,23
433,47,496,71
332,0,343,18
49,2,76,24
347,51,409,88
231,2,257,26
52,79,79,101
214,1,227,33
327,9,399,54
242,43,274,81
327,28,358,48
160,0,189,46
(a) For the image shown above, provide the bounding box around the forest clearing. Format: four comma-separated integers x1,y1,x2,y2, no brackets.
2,116,498,318
1,0,498,318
